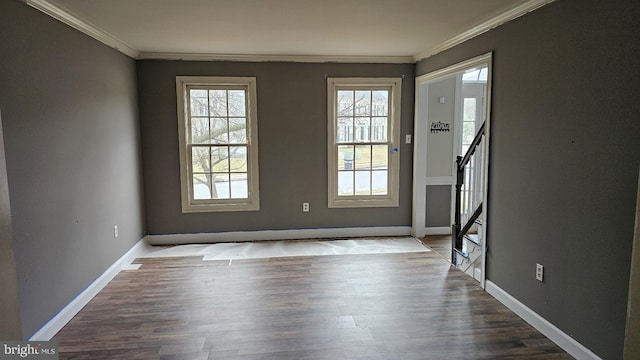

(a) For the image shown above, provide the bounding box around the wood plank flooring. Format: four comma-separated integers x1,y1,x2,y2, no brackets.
53,248,572,359
418,235,453,263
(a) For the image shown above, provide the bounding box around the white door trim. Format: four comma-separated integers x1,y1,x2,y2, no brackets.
480,55,493,288
411,81,429,237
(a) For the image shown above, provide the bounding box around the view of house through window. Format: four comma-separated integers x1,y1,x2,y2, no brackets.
337,90,389,196
327,78,401,208
176,77,259,212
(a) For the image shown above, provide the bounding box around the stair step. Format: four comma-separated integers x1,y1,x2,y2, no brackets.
454,248,468,259
475,219,483,226
464,234,481,246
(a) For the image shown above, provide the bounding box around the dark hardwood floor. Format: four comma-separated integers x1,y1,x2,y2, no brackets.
53,246,572,359
418,235,452,263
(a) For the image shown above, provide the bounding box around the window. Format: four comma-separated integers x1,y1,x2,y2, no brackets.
462,98,476,154
176,76,259,212
327,78,401,208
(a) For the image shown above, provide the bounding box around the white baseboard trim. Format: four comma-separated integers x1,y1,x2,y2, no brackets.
145,226,413,245
485,280,602,360
29,239,151,341
424,227,451,235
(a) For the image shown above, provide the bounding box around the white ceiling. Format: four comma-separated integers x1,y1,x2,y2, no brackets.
26,0,554,62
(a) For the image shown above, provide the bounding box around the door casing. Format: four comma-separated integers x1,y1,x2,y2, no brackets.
412,52,493,288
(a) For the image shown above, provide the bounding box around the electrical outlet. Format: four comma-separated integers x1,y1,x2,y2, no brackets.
536,263,544,282
302,202,309,212
114,225,119,238
405,134,412,144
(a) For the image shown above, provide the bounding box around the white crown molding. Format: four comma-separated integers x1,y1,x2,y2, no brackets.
22,0,139,58
137,52,415,64
24,0,554,64
413,0,556,62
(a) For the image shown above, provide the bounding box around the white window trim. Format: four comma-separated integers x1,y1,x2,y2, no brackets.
176,76,260,213
327,77,402,208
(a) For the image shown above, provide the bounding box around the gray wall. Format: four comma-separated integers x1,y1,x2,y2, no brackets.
138,61,414,235
425,185,450,228
426,77,455,178
424,77,456,229
417,0,640,358
0,113,22,339
0,0,146,338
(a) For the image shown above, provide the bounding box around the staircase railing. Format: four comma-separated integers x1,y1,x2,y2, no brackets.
452,121,485,263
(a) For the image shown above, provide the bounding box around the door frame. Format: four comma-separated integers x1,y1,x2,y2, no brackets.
624,167,640,359
412,52,493,288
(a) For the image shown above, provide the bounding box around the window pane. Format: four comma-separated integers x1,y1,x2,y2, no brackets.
192,146,210,172
462,69,480,82
338,171,354,196
211,146,229,172
230,173,248,198
229,118,247,143
212,173,230,199
191,117,209,144
462,122,475,146
190,92,208,116
371,117,387,142
371,91,388,116
354,145,371,170
337,117,353,143
191,89,208,98
354,117,370,142
229,146,247,172
337,91,353,116
479,67,488,81
354,91,371,116
338,145,354,170
228,90,246,116
463,98,476,123
211,118,229,144
355,171,371,195
193,173,212,200
209,90,227,117
372,145,388,169
372,170,388,195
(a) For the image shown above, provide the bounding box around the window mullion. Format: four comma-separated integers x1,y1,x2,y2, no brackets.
208,145,213,200
227,145,232,198
372,143,376,196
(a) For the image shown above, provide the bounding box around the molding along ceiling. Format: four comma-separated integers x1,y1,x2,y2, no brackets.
23,0,138,58
413,0,556,61
136,52,416,64
23,0,555,63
